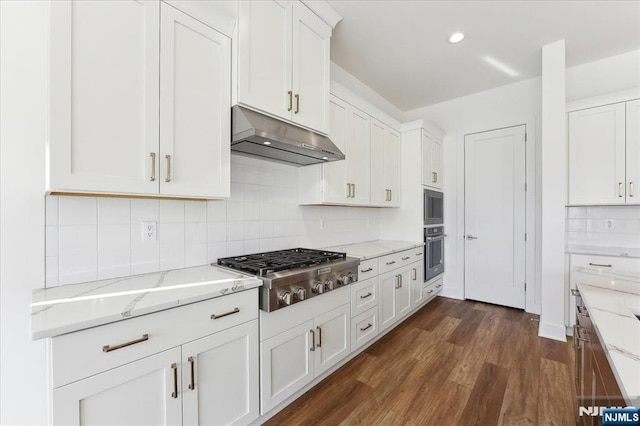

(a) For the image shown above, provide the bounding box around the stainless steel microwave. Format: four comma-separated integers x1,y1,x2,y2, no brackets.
424,189,443,226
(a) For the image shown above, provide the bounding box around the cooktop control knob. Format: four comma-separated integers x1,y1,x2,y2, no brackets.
339,274,350,285
295,287,306,301
348,272,356,283
277,290,292,306
312,282,325,294
325,279,335,290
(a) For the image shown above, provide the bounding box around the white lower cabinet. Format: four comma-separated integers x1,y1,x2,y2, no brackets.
53,347,183,426
51,290,259,426
379,266,412,332
410,260,425,308
351,307,378,352
260,303,350,414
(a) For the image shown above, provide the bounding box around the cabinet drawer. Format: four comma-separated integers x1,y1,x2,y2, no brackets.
357,258,378,281
378,252,404,274
350,277,378,318
570,254,640,274
52,289,258,388
423,277,443,301
351,307,378,352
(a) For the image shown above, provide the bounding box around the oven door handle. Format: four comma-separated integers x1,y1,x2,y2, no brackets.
426,236,444,241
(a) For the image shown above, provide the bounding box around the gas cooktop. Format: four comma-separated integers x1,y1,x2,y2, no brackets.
217,248,346,277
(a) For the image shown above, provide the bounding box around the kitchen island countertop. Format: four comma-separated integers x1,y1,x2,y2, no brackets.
574,267,640,406
30,265,261,340
325,239,423,260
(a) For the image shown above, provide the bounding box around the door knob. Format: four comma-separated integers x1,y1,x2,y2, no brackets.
465,234,478,240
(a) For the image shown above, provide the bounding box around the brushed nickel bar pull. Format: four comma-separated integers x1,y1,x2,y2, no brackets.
412,268,417,280
165,154,172,182
571,289,580,297
630,181,635,197
402,256,410,261
361,267,373,273
310,329,315,352
316,326,322,348
588,262,611,268
399,274,403,288
210,307,240,320
394,275,399,289
352,183,356,198
432,172,437,183
427,289,434,295
360,292,372,299
389,189,392,201
434,172,438,183
188,356,195,390
150,153,156,181
618,182,623,197
171,363,178,398
436,284,442,288
294,94,300,114
360,323,373,332
102,334,149,353
415,252,423,256
287,90,293,112
386,261,396,265
346,183,352,198
577,306,589,317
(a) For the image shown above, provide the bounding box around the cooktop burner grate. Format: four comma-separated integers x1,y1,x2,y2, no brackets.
217,248,346,277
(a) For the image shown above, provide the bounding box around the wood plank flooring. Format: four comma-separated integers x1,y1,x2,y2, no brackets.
265,297,576,426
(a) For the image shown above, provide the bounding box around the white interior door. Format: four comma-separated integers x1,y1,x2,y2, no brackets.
464,125,526,309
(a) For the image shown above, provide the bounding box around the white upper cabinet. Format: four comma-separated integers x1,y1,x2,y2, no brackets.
371,118,400,207
626,99,640,203
237,0,331,134
49,0,160,195
160,3,231,198
422,130,443,190
49,0,231,199
568,102,628,204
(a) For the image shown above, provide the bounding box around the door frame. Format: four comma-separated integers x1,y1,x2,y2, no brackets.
448,117,538,314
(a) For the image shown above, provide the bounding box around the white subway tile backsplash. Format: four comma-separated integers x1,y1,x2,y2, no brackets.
227,201,244,221
185,222,207,245
244,239,260,254
59,252,97,285
227,221,244,241
131,199,159,223
606,206,629,220
586,206,607,219
185,243,207,268
244,202,260,220
226,241,244,257
59,225,96,255
207,200,227,222
207,222,227,243
46,196,58,226
185,201,207,223
230,182,245,202
567,205,640,250
244,221,259,240
59,197,96,225
160,200,185,223
259,221,274,239
97,224,131,280
207,242,226,263
131,223,159,275
159,223,185,270
259,238,274,252
97,198,130,225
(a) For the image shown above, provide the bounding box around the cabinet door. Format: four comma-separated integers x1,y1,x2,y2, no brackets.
627,99,640,203
349,107,372,205
291,2,331,133
182,320,259,426
237,0,292,122
385,129,401,205
421,131,433,187
378,270,399,332
49,0,159,194
260,320,314,414
370,118,387,206
430,137,443,189
53,347,182,426
397,268,413,319
569,103,626,204
410,261,424,308
314,303,350,376
322,95,351,204
159,4,231,198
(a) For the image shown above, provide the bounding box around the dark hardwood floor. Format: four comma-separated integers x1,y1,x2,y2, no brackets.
265,297,576,426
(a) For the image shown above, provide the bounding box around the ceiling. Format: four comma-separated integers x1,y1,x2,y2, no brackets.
328,1,640,111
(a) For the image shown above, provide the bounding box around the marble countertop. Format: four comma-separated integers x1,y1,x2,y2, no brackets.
573,267,640,406
566,245,640,259
324,240,423,260
31,265,262,340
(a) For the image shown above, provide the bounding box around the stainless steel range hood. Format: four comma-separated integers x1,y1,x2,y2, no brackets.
231,105,345,166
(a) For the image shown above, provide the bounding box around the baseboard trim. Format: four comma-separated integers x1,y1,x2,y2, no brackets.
538,321,567,342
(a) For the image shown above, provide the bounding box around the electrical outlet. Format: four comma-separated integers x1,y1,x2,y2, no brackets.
605,219,615,230
142,221,157,241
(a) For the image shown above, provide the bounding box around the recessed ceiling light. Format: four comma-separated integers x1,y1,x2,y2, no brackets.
322,156,329,160
449,32,465,43
263,141,271,145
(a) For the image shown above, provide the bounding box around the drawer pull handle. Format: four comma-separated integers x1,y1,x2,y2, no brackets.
360,292,373,299
577,306,589,317
211,307,240,320
571,289,580,297
188,356,195,390
102,334,149,353
435,284,442,288
415,252,423,256
171,362,178,398
360,323,373,332
386,261,396,265
402,256,410,261
588,262,611,268
361,267,373,273
427,290,434,294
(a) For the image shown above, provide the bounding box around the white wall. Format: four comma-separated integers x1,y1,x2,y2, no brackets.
0,1,49,423
567,49,640,102
402,78,542,311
